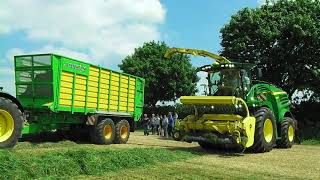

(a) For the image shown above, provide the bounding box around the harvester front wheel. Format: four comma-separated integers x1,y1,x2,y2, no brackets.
251,108,276,153
114,119,130,144
94,118,115,145
0,97,23,148
277,117,295,148
172,129,183,141
198,141,214,150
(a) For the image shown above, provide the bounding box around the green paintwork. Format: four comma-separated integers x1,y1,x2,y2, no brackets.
14,53,145,135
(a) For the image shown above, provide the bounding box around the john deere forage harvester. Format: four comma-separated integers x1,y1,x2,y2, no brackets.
0,54,144,148
165,48,295,153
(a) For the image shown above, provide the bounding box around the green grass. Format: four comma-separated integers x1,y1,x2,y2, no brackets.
0,147,200,179
301,138,320,145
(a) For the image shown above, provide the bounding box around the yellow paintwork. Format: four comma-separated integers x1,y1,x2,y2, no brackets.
0,109,14,142
61,75,73,83
61,82,73,88
75,84,86,91
263,119,273,143
242,117,256,147
179,96,256,148
59,66,136,112
60,87,72,94
201,114,243,121
164,48,231,64
62,71,73,77
271,91,287,96
59,99,72,106
288,125,294,142
181,96,237,105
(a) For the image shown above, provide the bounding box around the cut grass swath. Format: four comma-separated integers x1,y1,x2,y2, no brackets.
0,147,199,179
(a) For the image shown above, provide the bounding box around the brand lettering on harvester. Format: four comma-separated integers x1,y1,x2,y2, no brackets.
64,63,87,72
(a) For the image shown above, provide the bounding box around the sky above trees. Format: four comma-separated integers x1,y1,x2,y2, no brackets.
0,0,261,94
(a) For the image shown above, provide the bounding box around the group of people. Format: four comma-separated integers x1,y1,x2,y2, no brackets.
140,112,178,138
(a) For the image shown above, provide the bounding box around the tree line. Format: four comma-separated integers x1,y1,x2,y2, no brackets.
119,0,320,139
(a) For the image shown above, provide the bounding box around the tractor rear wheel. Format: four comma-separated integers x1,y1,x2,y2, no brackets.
93,118,115,145
277,117,295,148
251,108,276,153
114,119,130,144
0,97,23,148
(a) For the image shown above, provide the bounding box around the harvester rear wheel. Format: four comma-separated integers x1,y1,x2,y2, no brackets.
277,117,295,148
251,108,276,153
94,118,115,145
114,119,130,144
0,97,23,148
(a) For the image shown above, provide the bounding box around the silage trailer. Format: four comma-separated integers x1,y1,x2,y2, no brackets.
0,54,145,148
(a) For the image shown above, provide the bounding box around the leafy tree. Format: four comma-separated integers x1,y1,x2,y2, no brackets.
220,0,320,98
119,41,198,107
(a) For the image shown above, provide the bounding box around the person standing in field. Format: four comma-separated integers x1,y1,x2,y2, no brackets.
150,114,156,135
162,114,169,138
141,114,150,136
155,114,160,135
168,112,174,137
159,115,163,136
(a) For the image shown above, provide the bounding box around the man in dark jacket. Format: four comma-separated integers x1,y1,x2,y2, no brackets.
141,114,150,136
168,112,175,137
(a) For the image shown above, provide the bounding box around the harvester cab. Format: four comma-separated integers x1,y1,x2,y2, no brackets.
165,48,255,99
165,48,295,153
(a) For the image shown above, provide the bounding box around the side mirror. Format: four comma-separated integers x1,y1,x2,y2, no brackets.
257,68,263,78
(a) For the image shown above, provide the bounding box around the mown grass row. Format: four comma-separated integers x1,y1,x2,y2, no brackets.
301,138,320,145
0,147,200,179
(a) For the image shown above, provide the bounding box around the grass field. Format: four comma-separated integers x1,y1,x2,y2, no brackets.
1,132,319,180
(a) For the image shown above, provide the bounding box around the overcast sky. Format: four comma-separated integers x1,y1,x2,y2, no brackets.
0,0,261,95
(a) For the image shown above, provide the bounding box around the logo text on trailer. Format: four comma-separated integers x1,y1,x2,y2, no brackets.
64,63,87,72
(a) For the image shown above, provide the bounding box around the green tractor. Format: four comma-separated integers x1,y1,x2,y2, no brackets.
165,48,296,153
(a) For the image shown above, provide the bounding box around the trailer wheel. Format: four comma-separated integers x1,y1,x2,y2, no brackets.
250,107,276,153
277,117,295,148
0,97,23,148
94,118,115,145
114,119,130,144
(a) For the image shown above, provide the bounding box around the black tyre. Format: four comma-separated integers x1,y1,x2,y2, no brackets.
251,107,276,153
198,141,214,150
93,118,115,145
277,117,295,148
114,119,130,144
0,97,24,148
172,129,183,141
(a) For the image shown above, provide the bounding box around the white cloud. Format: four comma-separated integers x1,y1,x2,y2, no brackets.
0,0,166,64
0,0,166,95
